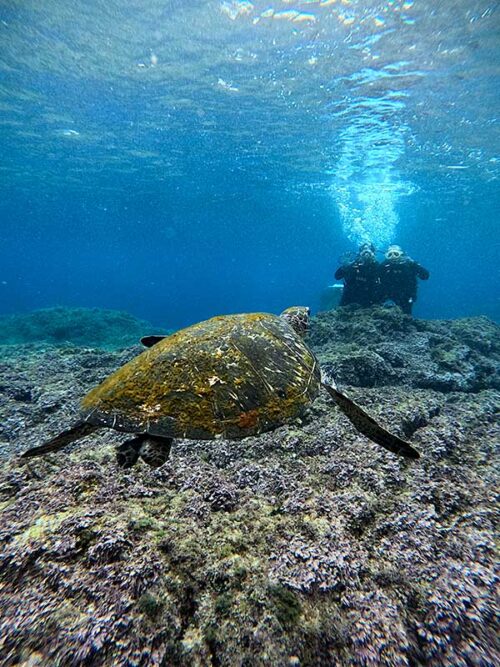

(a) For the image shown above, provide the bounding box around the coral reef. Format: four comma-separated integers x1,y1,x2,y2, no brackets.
0,307,162,349
0,309,498,665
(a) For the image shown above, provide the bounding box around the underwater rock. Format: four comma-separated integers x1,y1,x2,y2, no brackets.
310,306,500,392
0,306,163,349
0,309,498,665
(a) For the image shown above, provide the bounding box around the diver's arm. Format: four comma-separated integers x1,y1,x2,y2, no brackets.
334,266,345,280
415,263,430,280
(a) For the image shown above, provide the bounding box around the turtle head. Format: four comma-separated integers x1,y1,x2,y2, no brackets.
280,306,310,337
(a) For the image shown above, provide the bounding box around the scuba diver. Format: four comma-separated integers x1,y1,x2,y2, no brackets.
379,245,430,315
334,243,381,307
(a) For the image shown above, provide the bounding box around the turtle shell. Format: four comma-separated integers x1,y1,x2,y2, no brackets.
81,313,321,440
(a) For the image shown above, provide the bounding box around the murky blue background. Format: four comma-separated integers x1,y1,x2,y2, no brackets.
0,0,498,329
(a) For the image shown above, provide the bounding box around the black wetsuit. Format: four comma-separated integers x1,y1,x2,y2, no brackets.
335,260,380,307
379,259,429,314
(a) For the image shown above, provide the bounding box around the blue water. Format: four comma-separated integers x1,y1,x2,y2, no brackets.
0,0,499,330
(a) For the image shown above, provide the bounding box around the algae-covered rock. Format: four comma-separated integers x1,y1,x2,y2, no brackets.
0,310,498,665
0,306,163,349
310,306,500,391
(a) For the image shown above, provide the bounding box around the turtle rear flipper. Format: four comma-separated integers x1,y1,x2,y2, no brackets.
21,422,99,459
139,437,172,467
116,437,143,468
116,436,172,468
322,383,420,459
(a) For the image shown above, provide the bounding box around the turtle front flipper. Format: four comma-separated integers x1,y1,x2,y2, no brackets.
21,422,99,459
322,383,420,459
140,335,168,348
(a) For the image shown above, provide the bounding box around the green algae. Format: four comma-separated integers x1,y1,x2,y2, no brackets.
430,341,469,372
17,511,72,543
137,591,165,621
268,584,303,627
0,498,16,512
214,591,234,617
128,515,159,533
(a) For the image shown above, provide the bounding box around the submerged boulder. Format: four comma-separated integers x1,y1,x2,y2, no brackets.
310,306,500,392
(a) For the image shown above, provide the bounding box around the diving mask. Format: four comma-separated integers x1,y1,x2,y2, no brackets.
385,245,404,260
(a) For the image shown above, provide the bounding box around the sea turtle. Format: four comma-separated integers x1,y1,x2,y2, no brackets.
21,307,419,466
